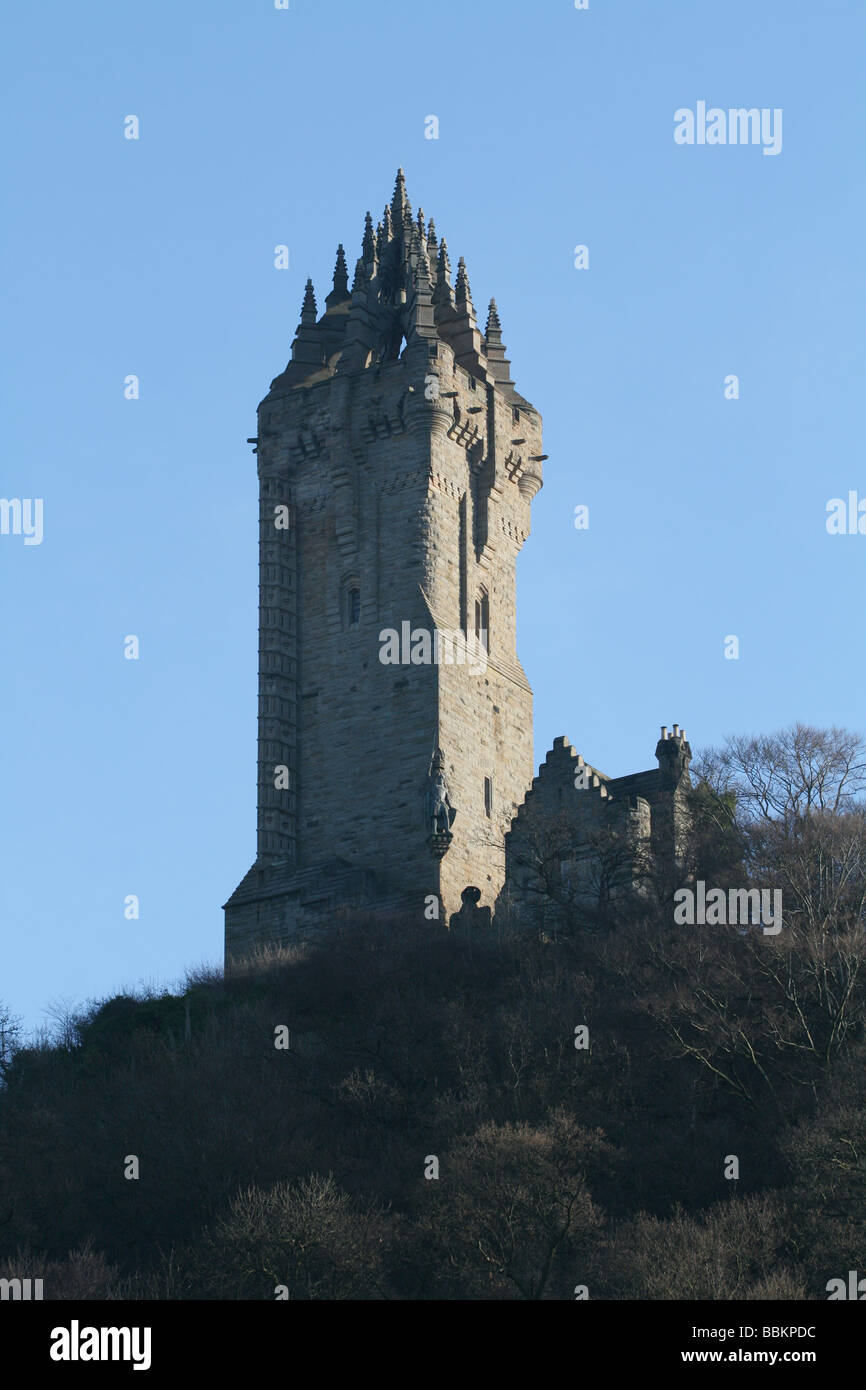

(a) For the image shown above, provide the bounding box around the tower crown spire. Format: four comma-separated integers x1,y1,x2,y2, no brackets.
391,167,410,224
267,171,534,401
300,278,317,325
434,238,453,307
362,211,376,264
288,278,324,372
325,244,350,308
454,256,474,311
483,296,514,387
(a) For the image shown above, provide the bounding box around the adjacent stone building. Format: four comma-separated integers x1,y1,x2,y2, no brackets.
499,726,693,929
224,172,691,961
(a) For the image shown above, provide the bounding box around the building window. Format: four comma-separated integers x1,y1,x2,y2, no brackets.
484,777,493,817
512,407,520,423
347,587,361,627
474,590,489,651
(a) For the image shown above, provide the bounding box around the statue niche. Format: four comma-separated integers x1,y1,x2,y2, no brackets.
427,748,456,856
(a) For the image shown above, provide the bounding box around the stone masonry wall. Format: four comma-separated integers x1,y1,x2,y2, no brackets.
259,363,440,906
425,342,540,919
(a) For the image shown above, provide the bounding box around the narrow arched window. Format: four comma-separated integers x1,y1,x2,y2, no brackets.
347,586,361,627
474,591,489,651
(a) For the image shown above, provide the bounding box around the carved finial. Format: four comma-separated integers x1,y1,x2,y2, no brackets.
415,249,432,288
416,207,426,238
391,167,410,224
362,211,376,263
434,238,454,309
351,258,365,293
455,256,473,309
483,296,513,384
332,244,349,297
300,278,317,325
425,218,439,279
414,243,435,312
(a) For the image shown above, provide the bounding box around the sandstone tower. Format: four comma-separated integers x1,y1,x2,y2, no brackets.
225,171,544,960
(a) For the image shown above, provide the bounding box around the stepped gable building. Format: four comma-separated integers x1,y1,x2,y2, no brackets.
500,726,693,922
224,171,691,961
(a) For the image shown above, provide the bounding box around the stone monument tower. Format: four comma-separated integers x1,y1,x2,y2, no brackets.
224,171,544,960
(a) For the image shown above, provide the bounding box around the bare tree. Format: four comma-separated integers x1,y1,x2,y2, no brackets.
44,996,80,1052
432,1111,606,1299
0,1000,21,1082
749,809,866,933
695,723,866,826
642,906,866,1112
505,809,650,938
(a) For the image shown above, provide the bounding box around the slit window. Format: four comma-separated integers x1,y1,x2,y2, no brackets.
484,777,493,817
474,592,489,651
347,587,361,627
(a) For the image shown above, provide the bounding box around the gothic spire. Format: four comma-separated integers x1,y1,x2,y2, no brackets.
415,244,433,291
362,210,376,265
409,244,437,344
300,278,317,325
455,257,474,314
434,238,454,310
282,277,324,377
325,244,350,308
425,218,438,280
266,172,528,398
445,255,487,375
391,167,411,225
483,297,513,387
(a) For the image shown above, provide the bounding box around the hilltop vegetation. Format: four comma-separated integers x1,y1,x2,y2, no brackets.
1,725,864,1300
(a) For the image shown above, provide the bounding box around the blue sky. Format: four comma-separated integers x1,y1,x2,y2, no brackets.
2,0,864,1031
